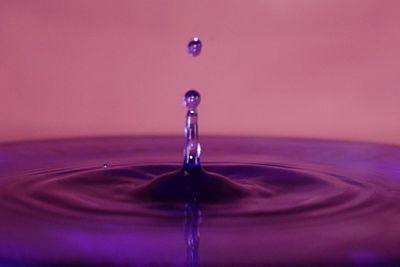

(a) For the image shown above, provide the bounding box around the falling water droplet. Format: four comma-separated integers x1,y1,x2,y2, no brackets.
187,37,202,57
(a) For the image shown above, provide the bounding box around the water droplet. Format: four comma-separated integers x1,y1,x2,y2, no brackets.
187,37,202,57
184,90,201,109
103,163,109,168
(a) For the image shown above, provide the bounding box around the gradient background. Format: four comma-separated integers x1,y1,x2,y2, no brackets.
1,0,399,144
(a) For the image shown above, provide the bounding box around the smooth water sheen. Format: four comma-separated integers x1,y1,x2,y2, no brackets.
0,136,400,267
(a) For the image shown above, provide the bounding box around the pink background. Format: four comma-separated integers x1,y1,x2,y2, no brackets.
1,0,399,144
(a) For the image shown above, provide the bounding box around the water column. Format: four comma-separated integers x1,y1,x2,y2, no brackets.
183,90,201,168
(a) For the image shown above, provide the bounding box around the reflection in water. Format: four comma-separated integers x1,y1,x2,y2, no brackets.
184,201,202,267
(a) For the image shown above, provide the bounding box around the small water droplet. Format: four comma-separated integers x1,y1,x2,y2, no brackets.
184,90,201,109
187,37,202,57
103,164,109,168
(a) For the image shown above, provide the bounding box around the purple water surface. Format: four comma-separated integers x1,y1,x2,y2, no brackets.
0,136,399,266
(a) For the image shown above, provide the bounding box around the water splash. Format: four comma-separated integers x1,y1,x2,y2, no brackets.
183,90,201,168
0,31,398,267
132,90,249,203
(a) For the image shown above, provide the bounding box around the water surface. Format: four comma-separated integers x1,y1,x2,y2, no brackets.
0,136,399,266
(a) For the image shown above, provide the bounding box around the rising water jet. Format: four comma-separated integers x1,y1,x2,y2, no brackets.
134,90,249,203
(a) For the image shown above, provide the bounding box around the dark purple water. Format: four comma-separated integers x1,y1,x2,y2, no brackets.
0,136,400,267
